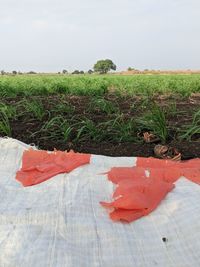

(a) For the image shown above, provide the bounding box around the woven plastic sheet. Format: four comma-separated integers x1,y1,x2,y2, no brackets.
0,138,200,267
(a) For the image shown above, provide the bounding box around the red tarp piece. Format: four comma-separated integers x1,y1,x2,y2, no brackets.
137,157,200,184
101,157,200,223
16,149,91,186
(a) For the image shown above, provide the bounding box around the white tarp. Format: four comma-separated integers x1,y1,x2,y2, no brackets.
0,138,200,267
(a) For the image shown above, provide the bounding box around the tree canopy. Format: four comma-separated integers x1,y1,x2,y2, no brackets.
93,59,116,74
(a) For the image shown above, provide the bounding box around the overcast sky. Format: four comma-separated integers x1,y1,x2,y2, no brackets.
0,0,200,72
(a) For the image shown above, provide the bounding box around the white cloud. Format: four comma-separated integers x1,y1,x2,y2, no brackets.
32,19,49,29
0,16,14,25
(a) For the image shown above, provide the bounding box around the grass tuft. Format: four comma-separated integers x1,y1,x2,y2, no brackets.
137,104,168,142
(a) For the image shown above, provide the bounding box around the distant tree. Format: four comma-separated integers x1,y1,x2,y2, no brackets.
18,71,23,75
127,67,138,71
72,70,84,74
88,69,93,74
62,69,68,74
1,70,5,75
93,59,116,74
12,71,17,75
72,70,80,74
27,71,37,74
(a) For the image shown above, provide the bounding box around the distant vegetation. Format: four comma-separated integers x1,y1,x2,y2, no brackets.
0,74,200,98
0,58,117,76
93,59,117,74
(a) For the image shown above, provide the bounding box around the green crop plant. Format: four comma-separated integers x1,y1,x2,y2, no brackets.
101,115,137,142
130,96,153,112
75,119,105,142
22,99,45,121
0,102,17,119
0,103,15,136
179,109,200,141
88,97,119,114
51,101,75,115
137,104,168,142
0,110,11,136
38,116,73,142
164,102,178,117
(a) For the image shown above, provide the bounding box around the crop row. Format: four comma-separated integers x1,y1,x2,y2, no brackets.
0,74,200,97
0,97,199,145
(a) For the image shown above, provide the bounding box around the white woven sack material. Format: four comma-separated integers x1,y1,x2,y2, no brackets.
0,138,200,267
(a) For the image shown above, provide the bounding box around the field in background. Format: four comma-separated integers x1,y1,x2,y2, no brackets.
0,74,200,158
1,74,200,97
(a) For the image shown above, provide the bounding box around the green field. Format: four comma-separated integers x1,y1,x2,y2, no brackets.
0,74,200,158
1,74,200,97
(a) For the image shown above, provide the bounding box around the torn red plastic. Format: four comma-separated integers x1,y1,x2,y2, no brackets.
101,156,200,223
16,149,91,186
107,167,146,184
137,157,200,185
101,174,174,222
110,209,144,223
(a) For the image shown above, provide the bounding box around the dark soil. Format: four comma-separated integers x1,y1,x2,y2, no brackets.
1,94,200,159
